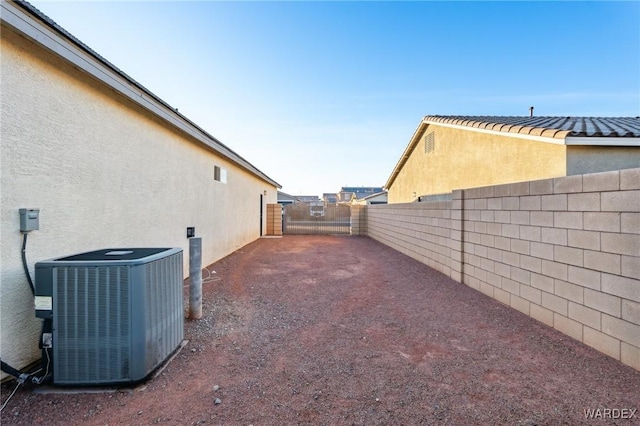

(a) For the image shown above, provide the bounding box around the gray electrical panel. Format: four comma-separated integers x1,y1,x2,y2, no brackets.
19,208,39,232
35,247,184,385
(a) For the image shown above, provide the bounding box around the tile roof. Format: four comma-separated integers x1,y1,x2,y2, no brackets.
277,191,301,202
425,116,640,139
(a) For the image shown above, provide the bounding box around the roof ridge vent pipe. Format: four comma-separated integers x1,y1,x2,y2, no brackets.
529,106,534,117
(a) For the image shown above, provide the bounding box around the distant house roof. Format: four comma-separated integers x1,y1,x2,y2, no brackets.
361,190,387,201
277,191,301,202
339,187,384,201
6,1,280,189
296,195,321,203
340,187,384,193
386,115,640,190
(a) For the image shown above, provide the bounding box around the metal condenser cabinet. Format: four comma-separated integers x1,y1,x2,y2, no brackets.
35,248,184,385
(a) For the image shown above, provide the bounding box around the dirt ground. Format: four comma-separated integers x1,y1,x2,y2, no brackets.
2,235,639,425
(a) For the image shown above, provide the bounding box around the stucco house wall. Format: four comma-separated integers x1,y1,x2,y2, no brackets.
387,123,568,203
566,146,640,175
1,4,278,374
387,118,640,204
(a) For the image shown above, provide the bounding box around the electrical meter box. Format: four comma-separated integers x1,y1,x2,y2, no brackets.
19,208,39,232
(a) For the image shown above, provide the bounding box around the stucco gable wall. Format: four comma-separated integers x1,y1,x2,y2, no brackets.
388,124,568,203
1,28,276,372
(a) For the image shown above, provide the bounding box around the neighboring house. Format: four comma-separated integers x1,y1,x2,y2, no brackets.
1,1,280,375
296,195,322,203
337,187,384,203
352,190,388,205
386,116,640,203
322,193,338,203
277,191,301,206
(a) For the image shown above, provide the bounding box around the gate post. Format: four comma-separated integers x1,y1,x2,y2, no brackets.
266,204,283,236
350,205,365,235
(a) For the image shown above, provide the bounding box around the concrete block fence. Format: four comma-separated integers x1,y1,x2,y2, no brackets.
364,200,455,279
362,168,640,371
266,204,283,236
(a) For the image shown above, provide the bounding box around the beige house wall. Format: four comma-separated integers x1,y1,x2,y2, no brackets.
1,26,277,372
387,123,640,205
387,124,568,203
366,168,640,371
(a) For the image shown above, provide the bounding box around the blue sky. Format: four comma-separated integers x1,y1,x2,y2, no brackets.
30,1,640,197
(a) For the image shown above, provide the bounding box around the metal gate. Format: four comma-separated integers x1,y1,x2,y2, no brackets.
283,203,351,235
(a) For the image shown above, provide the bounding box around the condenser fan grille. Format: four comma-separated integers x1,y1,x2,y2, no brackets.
143,253,183,372
54,266,131,383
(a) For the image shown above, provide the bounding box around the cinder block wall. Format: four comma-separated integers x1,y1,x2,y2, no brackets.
366,168,640,371
366,200,454,278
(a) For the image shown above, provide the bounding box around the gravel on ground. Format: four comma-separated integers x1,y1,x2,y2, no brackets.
2,235,639,425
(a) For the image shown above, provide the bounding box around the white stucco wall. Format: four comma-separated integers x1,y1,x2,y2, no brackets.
1,25,277,373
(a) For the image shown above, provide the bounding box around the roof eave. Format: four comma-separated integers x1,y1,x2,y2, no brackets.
384,117,430,190
565,137,640,146
4,1,281,189
422,118,566,145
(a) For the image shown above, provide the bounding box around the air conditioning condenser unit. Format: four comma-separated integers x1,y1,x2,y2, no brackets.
35,247,184,385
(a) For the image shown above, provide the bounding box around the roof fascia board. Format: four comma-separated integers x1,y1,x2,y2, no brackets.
424,120,564,145
363,191,387,200
384,119,429,189
2,2,280,188
431,120,640,146
565,137,640,146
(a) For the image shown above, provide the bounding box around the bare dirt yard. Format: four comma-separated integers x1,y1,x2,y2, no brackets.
2,235,639,425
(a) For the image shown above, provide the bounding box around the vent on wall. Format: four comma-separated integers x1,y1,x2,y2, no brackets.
35,248,184,385
424,132,435,154
214,165,227,183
